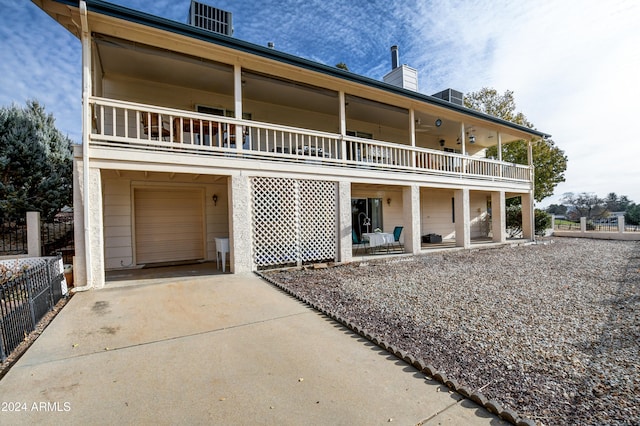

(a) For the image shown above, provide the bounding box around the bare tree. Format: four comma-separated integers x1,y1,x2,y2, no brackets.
561,192,607,220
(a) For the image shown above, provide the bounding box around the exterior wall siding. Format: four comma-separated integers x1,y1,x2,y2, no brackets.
102,171,229,270
421,189,456,239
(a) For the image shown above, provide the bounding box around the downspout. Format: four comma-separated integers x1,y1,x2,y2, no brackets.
75,0,93,291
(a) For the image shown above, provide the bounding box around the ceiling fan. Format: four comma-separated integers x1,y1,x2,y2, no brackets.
415,118,434,132
415,118,442,132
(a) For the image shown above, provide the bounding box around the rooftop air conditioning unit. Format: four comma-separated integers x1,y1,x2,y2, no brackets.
188,0,233,36
432,88,464,106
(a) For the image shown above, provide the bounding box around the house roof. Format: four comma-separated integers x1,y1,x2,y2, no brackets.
48,0,550,139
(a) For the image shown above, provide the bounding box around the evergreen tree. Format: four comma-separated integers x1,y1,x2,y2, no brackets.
0,100,73,221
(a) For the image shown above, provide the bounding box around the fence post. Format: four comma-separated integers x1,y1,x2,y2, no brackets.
551,214,556,231
580,217,586,233
618,215,625,234
27,211,41,257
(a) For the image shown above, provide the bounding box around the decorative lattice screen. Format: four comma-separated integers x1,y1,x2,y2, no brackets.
252,177,337,268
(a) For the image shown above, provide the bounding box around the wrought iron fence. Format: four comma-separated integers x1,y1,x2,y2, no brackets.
554,221,581,231
0,215,74,263
555,217,640,232
41,220,74,263
0,220,27,256
587,218,618,232
0,256,66,361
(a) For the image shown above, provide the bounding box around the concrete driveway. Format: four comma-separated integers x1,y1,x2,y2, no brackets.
0,270,506,425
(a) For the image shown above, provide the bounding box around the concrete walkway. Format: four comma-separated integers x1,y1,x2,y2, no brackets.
0,271,506,425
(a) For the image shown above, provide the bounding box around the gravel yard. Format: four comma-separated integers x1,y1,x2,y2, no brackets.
262,238,640,426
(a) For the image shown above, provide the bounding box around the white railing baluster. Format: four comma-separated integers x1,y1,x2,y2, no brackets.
87,97,532,184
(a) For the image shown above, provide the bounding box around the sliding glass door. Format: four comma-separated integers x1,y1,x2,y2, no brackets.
351,198,383,240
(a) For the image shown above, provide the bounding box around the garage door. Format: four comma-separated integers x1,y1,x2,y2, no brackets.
134,187,204,264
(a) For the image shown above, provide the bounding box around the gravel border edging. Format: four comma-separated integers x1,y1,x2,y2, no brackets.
255,269,536,426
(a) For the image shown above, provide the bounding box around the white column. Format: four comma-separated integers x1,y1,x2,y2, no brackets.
229,175,253,272
618,215,625,233
339,91,347,162
234,64,243,149
409,109,416,168
454,188,471,248
491,191,506,243
402,185,421,254
497,132,503,178
521,193,534,240
26,211,41,257
72,147,86,285
87,167,105,288
80,2,94,289
460,123,466,156
338,181,352,262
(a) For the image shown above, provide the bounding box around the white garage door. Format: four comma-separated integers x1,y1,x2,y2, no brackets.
134,187,204,264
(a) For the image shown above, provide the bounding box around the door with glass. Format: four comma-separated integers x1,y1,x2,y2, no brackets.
351,198,383,240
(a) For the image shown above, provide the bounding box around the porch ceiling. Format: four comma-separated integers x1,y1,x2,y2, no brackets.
93,36,528,147
95,35,234,94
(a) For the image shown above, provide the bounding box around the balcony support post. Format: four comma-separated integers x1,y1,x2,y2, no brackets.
497,132,503,177
522,192,534,241
491,191,506,243
402,185,421,254
338,181,352,262
234,64,243,150
409,109,416,168
229,175,253,272
454,188,471,248
339,91,347,162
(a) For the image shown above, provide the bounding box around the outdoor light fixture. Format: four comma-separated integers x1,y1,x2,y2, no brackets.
212,194,218,206
469,135,476,144
387,198,391,205
435,118,442,127
439,139,445,147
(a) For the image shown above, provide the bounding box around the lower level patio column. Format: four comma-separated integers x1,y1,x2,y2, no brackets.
87,167,105,288
229,174,253,273
403,185,420,254
491,191,506,243
338,181,352,263
454,188,471,248
522,192,534,240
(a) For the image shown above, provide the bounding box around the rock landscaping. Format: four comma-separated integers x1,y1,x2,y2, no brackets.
262,238,640,425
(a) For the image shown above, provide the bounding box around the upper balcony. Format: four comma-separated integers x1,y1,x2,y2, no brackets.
89,96,533,187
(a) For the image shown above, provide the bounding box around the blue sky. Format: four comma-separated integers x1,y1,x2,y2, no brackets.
1,0,639,206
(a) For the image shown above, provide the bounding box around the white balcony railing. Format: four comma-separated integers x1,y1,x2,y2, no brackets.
89,97,532,183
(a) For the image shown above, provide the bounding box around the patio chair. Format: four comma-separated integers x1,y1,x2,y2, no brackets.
352,229,369,255
388,226,404,253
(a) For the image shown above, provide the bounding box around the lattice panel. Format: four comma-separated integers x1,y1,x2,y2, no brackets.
299,180,337,263
251,177,337,268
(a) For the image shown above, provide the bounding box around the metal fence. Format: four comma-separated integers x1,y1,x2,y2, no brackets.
0,256,66,361
0,217,74,263
555,218,640,232
587,218,619,232
554,221,581,231
0,220,27,256
41,220,74,263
